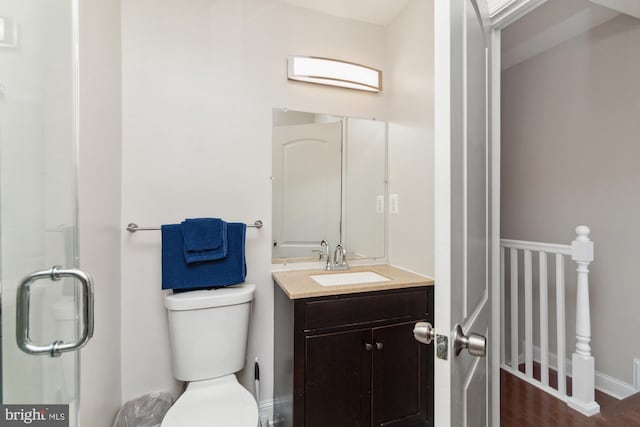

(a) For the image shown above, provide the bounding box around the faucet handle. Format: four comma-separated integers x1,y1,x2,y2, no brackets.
311,249,323,261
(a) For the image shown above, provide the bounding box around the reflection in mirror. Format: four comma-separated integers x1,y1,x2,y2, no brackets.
272,109,387,263
272,111,342,260
344,118,386,259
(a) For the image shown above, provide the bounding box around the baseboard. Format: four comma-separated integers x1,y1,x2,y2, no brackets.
595,371,636,400
513,345,637,400
633,358,640,390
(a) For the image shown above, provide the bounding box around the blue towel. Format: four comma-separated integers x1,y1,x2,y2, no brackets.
181,218,227,263
162,222,247,290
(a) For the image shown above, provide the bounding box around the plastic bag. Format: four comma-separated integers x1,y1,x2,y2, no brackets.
113,392,173,427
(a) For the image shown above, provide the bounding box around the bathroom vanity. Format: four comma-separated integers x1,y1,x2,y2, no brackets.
273,265,434,427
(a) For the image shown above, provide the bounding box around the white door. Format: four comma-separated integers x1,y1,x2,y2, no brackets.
272,122,342,259
428,0,493,425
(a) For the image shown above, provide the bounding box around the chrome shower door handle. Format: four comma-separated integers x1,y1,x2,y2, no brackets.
16,266,94,357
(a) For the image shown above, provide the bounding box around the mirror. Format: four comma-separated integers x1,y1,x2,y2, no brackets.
272,108,386,263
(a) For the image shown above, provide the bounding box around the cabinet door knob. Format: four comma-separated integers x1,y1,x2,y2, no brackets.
375,342,383,350
364,342,373,351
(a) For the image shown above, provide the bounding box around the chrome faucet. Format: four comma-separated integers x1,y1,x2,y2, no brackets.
332,244,349,270
318,240,349,271
319,240,331,270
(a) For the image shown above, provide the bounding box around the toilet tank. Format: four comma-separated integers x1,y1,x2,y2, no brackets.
164,284,255,382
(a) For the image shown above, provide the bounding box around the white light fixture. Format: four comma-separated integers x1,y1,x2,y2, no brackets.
288,56,382,93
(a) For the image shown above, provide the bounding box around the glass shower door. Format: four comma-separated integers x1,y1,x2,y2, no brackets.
0,0,83,425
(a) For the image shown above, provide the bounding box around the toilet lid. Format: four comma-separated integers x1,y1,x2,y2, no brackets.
161,376,258,427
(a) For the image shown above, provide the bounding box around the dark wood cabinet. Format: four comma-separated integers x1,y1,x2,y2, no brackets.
372,321,428,427
304,328,372,427
274,285,434,427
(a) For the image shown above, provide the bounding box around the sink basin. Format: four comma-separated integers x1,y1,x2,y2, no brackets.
310,271,390,287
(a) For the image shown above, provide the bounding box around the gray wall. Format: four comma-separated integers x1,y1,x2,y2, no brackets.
501,15,640,386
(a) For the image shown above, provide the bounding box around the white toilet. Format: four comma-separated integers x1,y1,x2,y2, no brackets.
161,283,259,427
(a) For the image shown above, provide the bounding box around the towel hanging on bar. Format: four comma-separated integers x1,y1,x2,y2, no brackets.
161,222,247,290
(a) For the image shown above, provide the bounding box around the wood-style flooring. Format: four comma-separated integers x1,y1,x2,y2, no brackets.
501,368,640,426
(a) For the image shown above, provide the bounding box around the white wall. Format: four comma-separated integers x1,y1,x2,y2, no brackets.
78,0,123,424
120,0,387,404
502,15,640,386
386,0,435,277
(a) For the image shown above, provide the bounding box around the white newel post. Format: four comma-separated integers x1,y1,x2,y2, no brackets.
567,225,600,416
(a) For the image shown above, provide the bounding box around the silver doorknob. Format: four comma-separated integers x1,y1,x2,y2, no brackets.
452,324,486,357
413,322,436,345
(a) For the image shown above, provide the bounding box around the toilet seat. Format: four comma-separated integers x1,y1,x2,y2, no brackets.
161,375,259,427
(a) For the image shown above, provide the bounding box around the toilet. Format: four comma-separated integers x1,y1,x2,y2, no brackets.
161,283,259,427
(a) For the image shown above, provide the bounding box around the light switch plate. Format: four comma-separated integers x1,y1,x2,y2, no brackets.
376,195,384,214
0,16,18,48
0,17,6,42
389,194,399,214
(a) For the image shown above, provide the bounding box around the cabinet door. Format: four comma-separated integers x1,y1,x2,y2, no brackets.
371,322,431,427
305,329,372,427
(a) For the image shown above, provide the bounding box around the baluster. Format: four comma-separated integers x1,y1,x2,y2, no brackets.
539,252,549,387
524,249,533,377
501,247,506,365
556,254,566,396
567,226,600,416
510,248,518,370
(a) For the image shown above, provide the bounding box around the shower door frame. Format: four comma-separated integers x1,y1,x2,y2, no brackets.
0,0,82,423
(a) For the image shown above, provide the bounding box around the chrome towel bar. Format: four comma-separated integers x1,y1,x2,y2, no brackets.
126,220,263,232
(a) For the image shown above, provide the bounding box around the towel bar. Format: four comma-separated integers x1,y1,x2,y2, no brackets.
126,220,263,232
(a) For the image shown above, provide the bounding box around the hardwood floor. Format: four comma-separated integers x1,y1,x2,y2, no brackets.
501,369,640,426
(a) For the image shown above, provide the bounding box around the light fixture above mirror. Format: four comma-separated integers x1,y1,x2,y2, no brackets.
287,56,382,93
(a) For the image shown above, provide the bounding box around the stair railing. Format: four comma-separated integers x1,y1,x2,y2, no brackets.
500,226,599,416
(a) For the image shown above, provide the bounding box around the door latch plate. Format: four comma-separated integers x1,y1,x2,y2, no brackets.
436,335,448,360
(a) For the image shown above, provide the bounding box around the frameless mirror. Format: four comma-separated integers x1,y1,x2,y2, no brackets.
272,108,386,263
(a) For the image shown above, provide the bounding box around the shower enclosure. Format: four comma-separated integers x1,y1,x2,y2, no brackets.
0,1,87,425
